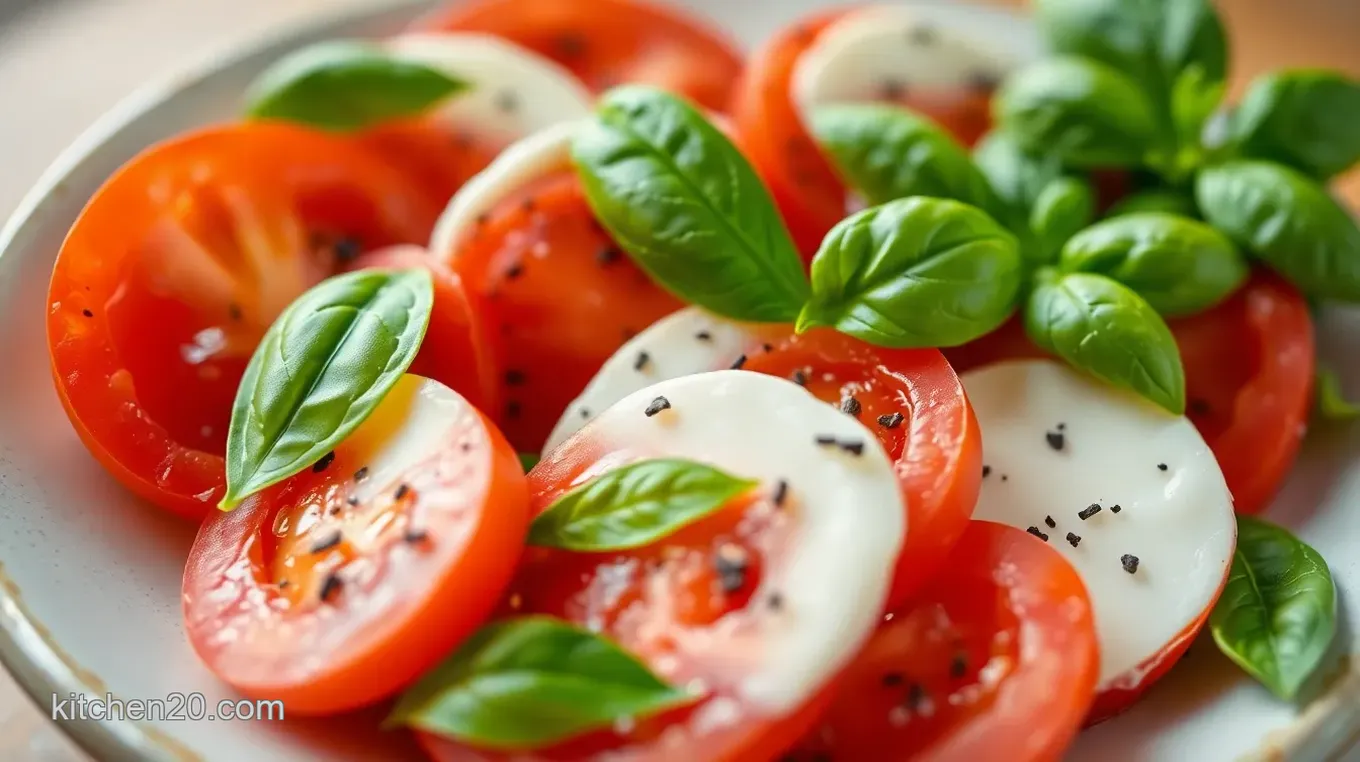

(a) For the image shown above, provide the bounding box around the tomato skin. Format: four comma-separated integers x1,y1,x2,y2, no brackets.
355,119,499,208
182,376,529,715
47,122,438,519
412,0,743,112
791,521,1099,762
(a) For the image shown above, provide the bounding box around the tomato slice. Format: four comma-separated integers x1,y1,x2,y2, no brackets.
731,8,994,257
182,374,529,715
348,246,501,416
47,123,439,519
790,520,1099,761
356,120,499,209
448,171,682,451
411,0,743,112
943,271,1315,515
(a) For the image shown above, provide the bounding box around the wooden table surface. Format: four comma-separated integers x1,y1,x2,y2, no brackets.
0,0,1357,759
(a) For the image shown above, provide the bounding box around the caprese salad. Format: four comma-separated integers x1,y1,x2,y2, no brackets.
44,0,1354,759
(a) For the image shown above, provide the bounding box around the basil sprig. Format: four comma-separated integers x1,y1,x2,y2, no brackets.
573,86,809,322
799,198,1023,348
1059,212,1247,317
389,617,693,749
246,41,467,131
1030,176,1096,264
1226,70,1360,181
220,268,433,509
528,459,757,551
1210,517,1337,700
1025,270,1185,414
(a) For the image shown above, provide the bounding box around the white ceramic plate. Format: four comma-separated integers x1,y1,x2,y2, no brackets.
1,1,1358,760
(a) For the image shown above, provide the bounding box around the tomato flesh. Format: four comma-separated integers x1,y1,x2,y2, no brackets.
791,521,1099,761
182,375,529,715
47,123,438,519
356,119,500,208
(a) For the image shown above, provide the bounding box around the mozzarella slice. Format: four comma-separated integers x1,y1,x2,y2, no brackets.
427,120,581,264
543,307,786,454
387,33,593,143
791,5,1018,113
961,360,1235,690
565,371,904,712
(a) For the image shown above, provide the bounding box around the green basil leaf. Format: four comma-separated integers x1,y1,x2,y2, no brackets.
1025,270,1185,413
1227,70,1360,180
995,57,1160,169
221,269,433,509
518,453,541,472
389,617,693,749
973,130,1065,212
810,104,1000,213
1030,177,1096,263
1196,160,1360,302
1210,517,1337,700
246,41,467,131
1315,367,1360,421
572,86,808,322
1059,212,1247,316
528,459,757,551
799,198,1023,348
1105,188,1198,219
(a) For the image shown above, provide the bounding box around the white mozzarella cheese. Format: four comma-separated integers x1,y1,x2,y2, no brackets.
961,360,1236,690
568,370,905,713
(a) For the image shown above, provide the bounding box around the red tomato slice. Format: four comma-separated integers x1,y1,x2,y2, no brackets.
356,119,499,209
47,123,439,519
944,271,1315,516
744,330,982,609
347,246,501,416
411,0,743,112
791,520,1099,761
731,9,994,257
447,171,682,451
182,375,529,715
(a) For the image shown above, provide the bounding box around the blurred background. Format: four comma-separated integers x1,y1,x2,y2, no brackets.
0,0,1357,759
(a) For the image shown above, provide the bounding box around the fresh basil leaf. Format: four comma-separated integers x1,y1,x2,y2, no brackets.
1315,367,1360,420
573,86,808,322
973,130,1065,211
518,453,541,472
1105,188,1198,219
1060,212,1247,316
995,58,1160,169
1030,177,1096,263
810,104,1000,213
799,198,1022,348
1227,70,1360,180
221,269,433,509
1210,517,1337,701
528,459,756,551
1025,270,1185,413
389,617,692,749
1196,160,1360,302
246,41,467,131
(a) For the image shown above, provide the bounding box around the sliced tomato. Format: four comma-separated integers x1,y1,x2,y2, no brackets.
411,0,743,112
182,374,529,715
347,246,500,416
448,170,682,451
356,119,499,208
731,9,995,257
790,520,1099,761
943,271,1315,515
47,123,439,519
744,330,981,608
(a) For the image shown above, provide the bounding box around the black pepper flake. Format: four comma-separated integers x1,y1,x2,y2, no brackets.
1066,532,1081,548
730,354,747,370
495,90,520,114
504,369,526,386
878,411,904,429
1078,503,1101,520
767,592,784,610
319,573,344,602
762,343,773,353
1001,474,1009,482
312,451,336,473
309,530,343,554
277,580,290,589
579,407,591,419
329,505,342,516
228,303,243,321
839,440,865,456
695,330,712,342
81,308,93,318
475,212,491,227
520,197,536,214
840,396,862,416
346,495,360,507
1190,398,1212,416
554,33,586,58
333,237,361,263
1110,504,1122,514
596,246,621,266
815,434,838,446
634,351,651,372
714,543,749,594
969,70,1001,93
949,653,967,679
772,479,789,507
792,368,810,386
1121,554,1140,574
878,78,907,100
404,528,429,544
644,396,671,417
1057,422,1066,431
394,484,411,501
504,262,524,280
506,401,521,419
1026,526,1049,541
982,464,992,478
1157,463,1169,472
1046,431,1065,451
1045,515,1056,528
882,672,905,687
354,467,369,482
